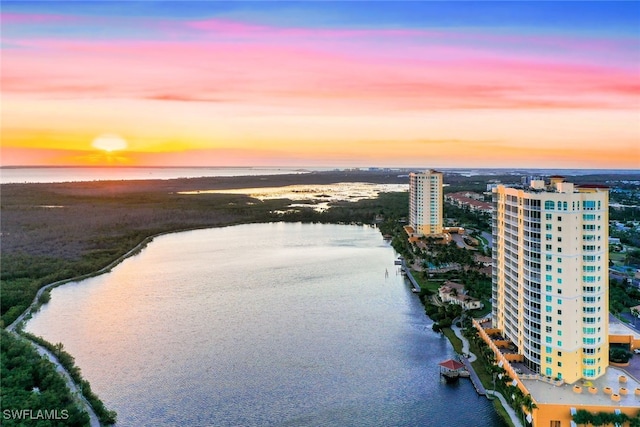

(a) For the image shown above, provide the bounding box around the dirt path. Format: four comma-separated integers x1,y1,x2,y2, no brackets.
32,341,101,427
5,331,101,427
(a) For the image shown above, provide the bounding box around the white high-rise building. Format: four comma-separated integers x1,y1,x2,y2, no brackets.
492,176,609,384
409,170,443,236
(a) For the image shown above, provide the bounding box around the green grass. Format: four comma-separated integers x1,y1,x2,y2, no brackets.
413,274,445,294
609,252,626,263
492,399,516,427
466,338,517,427
442,327,463,353
469,302,492,318
441,327,515,427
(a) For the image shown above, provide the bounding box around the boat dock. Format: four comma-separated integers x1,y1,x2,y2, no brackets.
397,257,421,292
459,356,487,396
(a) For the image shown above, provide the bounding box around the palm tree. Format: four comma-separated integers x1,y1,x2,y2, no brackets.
520,393,537,425
53,342,64,358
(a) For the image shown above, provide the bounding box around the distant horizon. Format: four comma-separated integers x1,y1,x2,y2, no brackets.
2,1,639,168
2,165,638,173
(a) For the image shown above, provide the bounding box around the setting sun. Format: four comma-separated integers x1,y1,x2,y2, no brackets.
1,2,638,168
91,134,128,153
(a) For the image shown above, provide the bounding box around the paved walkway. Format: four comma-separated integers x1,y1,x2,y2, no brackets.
451,323,475,361
487,390,524,427
451,323,523,427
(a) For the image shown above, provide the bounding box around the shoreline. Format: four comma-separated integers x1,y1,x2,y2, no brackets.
2,173,407,425
7,169,629,425
17,221,501,426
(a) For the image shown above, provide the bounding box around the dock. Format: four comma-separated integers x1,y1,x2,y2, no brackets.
397,258,421,292
459,356,487,396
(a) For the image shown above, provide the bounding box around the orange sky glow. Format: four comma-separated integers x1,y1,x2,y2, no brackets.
1,3,639,169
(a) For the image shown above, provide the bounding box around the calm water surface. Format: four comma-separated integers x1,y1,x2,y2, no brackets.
26,223,506,427
0,167,315,184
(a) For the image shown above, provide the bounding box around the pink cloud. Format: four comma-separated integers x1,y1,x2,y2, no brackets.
2,25,638,112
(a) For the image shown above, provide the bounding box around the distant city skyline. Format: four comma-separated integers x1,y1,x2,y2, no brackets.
2,1,639,168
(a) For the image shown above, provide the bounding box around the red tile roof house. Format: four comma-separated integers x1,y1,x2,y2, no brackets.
438,281,483,310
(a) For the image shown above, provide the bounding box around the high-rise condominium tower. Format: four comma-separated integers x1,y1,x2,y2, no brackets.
409,170,443,236
492,177,609,384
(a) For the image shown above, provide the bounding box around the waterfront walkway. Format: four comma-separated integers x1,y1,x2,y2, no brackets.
404,265,523,427
401,261,421,291
452,323,523,427
460,356,486,396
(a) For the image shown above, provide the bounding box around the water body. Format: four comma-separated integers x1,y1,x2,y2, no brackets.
26,223,506,427
0,166,318,184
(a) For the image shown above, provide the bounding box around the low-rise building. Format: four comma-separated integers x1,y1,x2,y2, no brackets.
438,281,483,310
445,191,492,213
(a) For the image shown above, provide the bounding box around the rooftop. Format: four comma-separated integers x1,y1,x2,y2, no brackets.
478,317,640,409
609,316,640,340
522,365,640,409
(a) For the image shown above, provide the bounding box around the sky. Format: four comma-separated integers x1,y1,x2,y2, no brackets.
1,1,639,169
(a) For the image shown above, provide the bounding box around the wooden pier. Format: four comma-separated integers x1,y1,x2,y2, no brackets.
398,258,421,293
460,356,487,396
